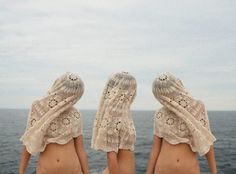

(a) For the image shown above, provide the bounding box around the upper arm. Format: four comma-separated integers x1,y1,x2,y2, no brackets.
21,145,31,158
205,145,215,158
19,145,31,174
205,145,217,174
152,135,162,153
74,135,85,151
107,151,118,161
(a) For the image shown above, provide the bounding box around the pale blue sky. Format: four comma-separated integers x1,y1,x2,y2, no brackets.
0,0,235,110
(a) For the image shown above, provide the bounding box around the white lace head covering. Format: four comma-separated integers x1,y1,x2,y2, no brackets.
91,72,137,152
20,72,84,155
152,72,216,156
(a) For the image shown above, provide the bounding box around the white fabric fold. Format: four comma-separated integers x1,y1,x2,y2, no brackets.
20,72,84,155
91,72,137,152
152,72,216,156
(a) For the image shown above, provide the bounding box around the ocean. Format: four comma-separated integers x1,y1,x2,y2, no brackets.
0,109,235,174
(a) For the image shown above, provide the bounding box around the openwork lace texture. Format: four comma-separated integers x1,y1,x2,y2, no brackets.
20,72,84,155
91,72,137,153
152,72,216,156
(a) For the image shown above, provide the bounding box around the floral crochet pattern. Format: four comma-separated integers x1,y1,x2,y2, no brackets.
91,72,137,153
153,72,216,156
20,72,84,155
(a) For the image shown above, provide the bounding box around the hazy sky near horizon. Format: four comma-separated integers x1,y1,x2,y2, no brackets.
0,0,235,110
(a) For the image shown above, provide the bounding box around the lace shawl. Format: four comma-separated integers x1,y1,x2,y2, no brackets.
91,72,137,152
152,72,216,156
20,72,84,155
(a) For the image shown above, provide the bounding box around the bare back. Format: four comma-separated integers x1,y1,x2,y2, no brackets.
103,149,135,174
155,139,200,174
117,150,135,174
36,139,82,174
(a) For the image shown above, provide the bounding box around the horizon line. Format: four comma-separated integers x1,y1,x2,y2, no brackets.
0,108,236,112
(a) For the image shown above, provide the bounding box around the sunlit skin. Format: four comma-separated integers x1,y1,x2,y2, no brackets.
146,136,217,174
102,149,135,174
19,136,89,174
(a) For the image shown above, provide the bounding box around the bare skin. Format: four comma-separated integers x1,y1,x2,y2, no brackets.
146,136,217,174
19,135,89,174
102,149,135,174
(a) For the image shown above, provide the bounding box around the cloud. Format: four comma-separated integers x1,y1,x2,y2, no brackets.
0,0,235,110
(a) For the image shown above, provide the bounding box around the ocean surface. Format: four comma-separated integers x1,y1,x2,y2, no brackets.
0,109,235,174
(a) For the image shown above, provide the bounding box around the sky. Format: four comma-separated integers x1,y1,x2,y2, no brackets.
0,0,235,110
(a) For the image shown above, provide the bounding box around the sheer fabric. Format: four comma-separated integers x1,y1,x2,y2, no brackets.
91,72,137,152
153,72,216,156
20,72,84,155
